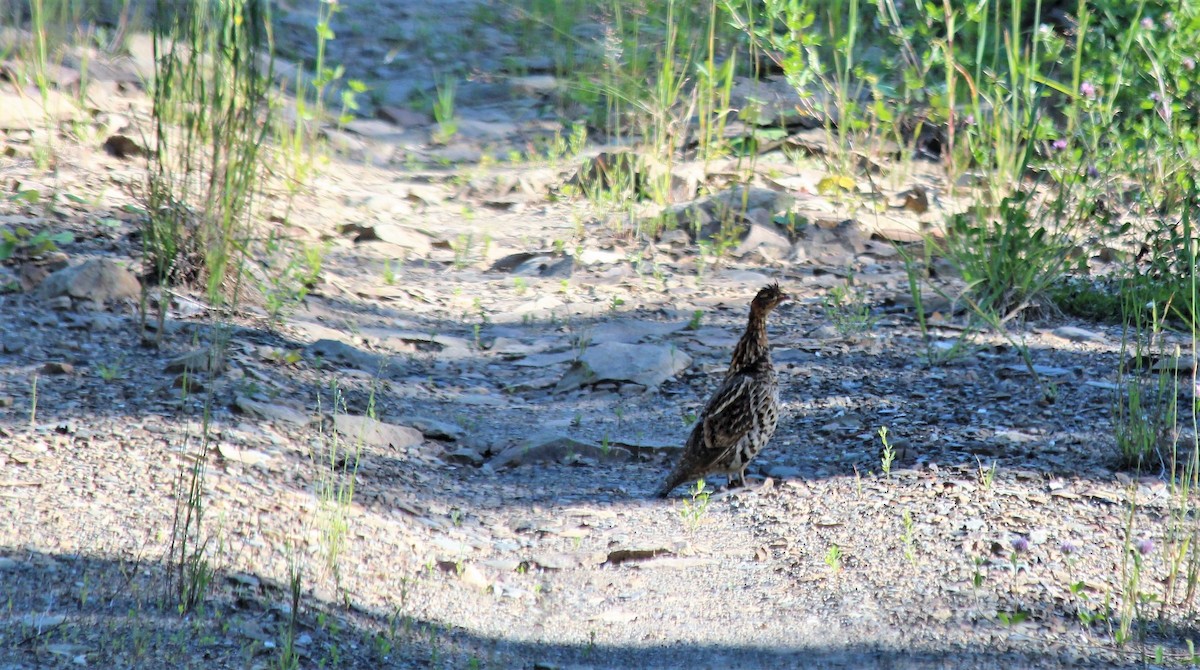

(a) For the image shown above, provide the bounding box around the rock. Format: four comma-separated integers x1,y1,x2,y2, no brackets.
41,361,73,375
324,128,366,155
102,134,144,158
36,258,141,303
379,106,431,126
0,90,79,130
427,143,483,164
734,223,793,259
173,374,205,392
610,436,681,452
894,186,929,213
590,319,688,345
397,415,463,440
455,81,516,106
455,118,519,142
1051,326,1103,342
459,563,490,590
604,547,674,565
342,222,433,255
217,443,272,467
305,339,386,372
663,186,795,243
730,75,826,127
589,609,638,624
490,252,574,278
490,433,632,468
228,572,260,588
509,75,558,95
444,448,484,466
531,552,579,570
765,465,803,480
556,342,691,392
486,336,551,356
234,396,311,426
791,219,867,266
333,414,423,450
658,229,690,247
369,329,472,359
344,118,405,138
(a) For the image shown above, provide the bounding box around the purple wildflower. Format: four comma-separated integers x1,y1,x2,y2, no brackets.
1087,165,1100,179
1080,82,1096,99
1184,57,1196,72
1149,92,1160,102
1011,536,1030,554
1141,17,1155,31
1051,138,1068,151
1136,538,1155,556
1060,540,1078,556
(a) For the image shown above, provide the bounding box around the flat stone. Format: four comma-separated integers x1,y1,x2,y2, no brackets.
333,414,423,450
531,552,579,570
397,415,463,440
557,342,691,391
306,339,386,372
36,258,140,303
766,465,803,480
590,319,688,345
216,443,272,467
735,223,792,259
1051,326,1104,342
490,433,632,468
234,396,311,426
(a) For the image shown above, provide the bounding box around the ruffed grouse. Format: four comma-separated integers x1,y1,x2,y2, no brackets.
656,283,791,498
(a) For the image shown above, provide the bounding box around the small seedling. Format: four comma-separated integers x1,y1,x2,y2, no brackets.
96,360,123,381
686,309,704,330
997,610,1029,626
822,274,875,336
976,458,997,490
901,509,917,567
678,479,711,532
878,426,895,479
432,77,459,144
824,544,843,572
971,556,986,592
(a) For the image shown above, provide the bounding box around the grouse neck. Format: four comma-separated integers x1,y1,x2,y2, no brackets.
729,308,771,371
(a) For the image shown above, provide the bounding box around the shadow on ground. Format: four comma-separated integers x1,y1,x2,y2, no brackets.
0,550,1172,669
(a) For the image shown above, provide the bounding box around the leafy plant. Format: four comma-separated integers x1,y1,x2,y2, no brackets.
432,76,459,144
878,426,895,479
824,544,843,572
823,274,875,336
678,478,711,532
942,190,1080,319
0,227,73,261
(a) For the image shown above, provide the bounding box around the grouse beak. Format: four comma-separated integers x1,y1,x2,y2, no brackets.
778,290,794,307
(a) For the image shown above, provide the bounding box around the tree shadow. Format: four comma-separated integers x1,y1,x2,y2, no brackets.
0,549,1182,669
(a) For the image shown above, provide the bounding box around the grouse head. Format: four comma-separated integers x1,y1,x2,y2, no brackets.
750,282,792,314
